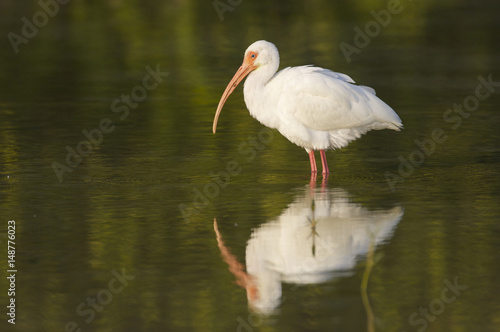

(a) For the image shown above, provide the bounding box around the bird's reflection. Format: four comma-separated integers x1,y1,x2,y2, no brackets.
214,185,404,316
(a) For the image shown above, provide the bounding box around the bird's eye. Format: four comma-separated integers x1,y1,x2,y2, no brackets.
250,53,256,58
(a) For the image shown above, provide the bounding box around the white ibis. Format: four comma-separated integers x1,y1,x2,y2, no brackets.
213,40,402,175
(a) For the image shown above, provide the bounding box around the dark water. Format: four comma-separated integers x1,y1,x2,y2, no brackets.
1,1,500,331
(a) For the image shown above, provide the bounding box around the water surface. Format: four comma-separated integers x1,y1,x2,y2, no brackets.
1,1,500,331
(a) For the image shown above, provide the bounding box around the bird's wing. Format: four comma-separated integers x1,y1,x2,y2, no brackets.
270,66,401,131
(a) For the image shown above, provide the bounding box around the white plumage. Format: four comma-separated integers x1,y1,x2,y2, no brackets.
213,40,402,174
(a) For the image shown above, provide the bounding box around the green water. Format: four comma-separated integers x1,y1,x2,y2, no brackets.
1,1,500,331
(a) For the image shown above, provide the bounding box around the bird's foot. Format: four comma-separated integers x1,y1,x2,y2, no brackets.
321,172,329,188
310,171,318,188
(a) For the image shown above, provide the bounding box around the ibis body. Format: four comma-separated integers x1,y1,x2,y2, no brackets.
213,40,402,174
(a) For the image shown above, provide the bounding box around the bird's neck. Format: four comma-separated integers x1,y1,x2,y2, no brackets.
247,60,279,87
243,62,279,120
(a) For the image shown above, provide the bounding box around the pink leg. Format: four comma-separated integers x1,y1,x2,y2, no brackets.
319,150,330,175
308,150,317,173
310,172,317,189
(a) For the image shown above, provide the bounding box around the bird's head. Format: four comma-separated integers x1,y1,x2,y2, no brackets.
212,40,279,134
243,40,279,69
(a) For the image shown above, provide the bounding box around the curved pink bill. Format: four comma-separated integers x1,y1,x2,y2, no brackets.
212,62,256,134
